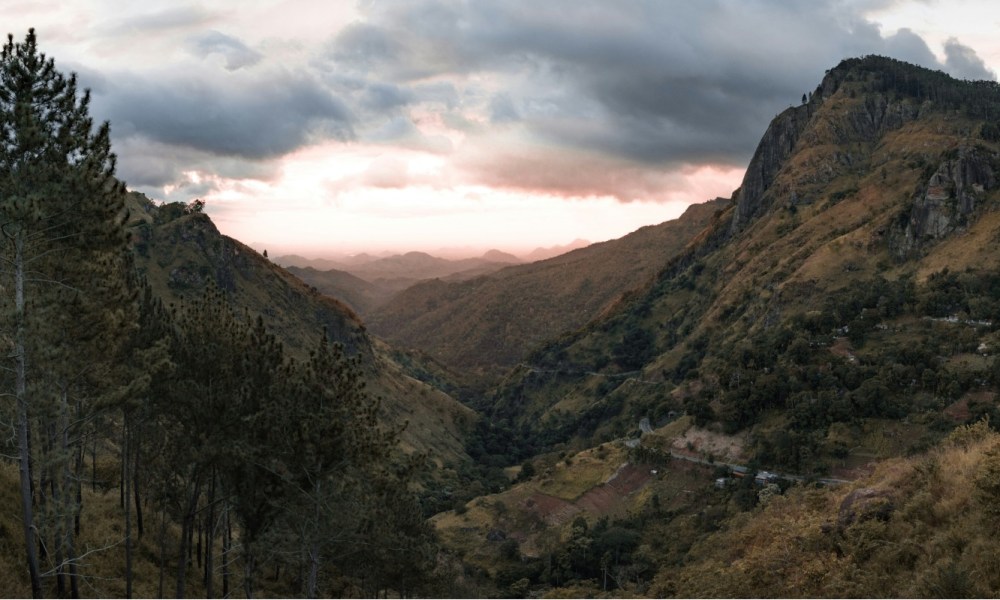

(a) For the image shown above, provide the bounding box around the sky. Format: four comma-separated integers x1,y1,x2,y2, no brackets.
4,0,1000,257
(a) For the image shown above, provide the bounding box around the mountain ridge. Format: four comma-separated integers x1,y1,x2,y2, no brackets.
365,199,727,381
125,193,476,466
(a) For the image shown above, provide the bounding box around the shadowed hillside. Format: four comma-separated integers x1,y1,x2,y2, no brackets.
125,193,476,466
284,265,390,316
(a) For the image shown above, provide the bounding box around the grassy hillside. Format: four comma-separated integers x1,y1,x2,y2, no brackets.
657,420,1000,597
367,199,726,380
433,415,1000,597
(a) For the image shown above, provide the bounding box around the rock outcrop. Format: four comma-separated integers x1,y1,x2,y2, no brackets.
730,103,814,233
890,145,1000,258
730,62,923,234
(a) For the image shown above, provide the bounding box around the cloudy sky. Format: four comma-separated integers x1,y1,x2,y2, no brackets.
5,1,999,256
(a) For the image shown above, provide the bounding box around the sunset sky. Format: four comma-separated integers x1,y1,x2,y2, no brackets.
5,0,999,257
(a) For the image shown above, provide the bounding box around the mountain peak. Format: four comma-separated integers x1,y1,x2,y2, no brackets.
482,249,521,263
730,55,1000,235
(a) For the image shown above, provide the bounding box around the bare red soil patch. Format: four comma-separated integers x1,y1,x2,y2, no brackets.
521,493,579,525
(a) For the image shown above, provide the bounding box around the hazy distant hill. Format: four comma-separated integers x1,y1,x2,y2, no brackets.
286,250,523,315
344,250,521,281
284,265,393,316
366,199,726,377
525,238,591,262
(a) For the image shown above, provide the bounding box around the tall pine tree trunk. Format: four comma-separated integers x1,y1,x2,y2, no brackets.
222,506,231,599
176,478,201,598
14,229,43,598
124,415,133,599
53,422,66,598
306,479,322,599
62,390,79,599
158,509,167,599
204,472,216,599
134,434,144,538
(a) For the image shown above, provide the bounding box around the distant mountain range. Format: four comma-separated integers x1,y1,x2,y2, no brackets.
278,249,526,315
524,238,591,261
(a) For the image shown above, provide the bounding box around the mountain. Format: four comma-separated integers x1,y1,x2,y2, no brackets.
273,251,386,270
283,250,524,316
346,250,521,283
486,55,1000,462
366,199,726,379
483,249,523,263
525,238,591,262
427,56,1000,598
284,265,394,316
125,194,475,466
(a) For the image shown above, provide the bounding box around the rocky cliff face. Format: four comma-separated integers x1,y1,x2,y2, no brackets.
730,61,926,234
730,102,814,233
487,56,1000,451
890,144,1000,258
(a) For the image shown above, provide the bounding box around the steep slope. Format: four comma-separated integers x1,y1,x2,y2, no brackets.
366,199,726,379
429,58,1000,598
491,56,1000,466
125,194,475,466
285,265,390,316
656,421,1000,597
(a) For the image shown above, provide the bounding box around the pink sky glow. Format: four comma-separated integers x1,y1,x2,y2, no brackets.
5,0,1000,258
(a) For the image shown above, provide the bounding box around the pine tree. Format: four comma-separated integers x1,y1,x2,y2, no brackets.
0,29,128,598
154,286,245,598
116,276,173,598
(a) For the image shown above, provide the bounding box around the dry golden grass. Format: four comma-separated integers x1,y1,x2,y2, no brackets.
656,422,1000,598
916,208,1000,281
0,456,269,599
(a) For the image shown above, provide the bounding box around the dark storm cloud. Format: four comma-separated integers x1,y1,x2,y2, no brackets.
81,1,997,204
112,135,277,189
489,94,519,124
882,28,939,68
327,0,997,174
95,69,353,160
361,82,415,111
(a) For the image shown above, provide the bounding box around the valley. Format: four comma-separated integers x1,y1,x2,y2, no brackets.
365,55,1000,597
5,34,1000,598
